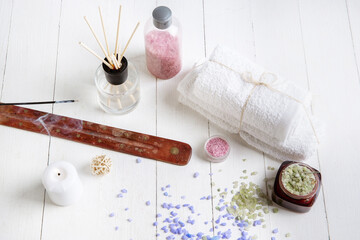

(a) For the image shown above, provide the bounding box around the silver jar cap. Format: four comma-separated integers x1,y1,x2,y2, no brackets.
152,6,172,29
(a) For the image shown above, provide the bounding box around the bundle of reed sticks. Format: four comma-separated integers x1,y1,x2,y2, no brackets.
80,6,140,70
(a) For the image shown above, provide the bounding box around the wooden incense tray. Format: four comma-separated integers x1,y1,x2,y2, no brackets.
0,105,192,166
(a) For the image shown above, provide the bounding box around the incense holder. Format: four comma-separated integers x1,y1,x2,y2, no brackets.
95,56,140,114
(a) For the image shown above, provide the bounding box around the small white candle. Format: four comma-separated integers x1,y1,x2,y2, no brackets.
42,161,83,206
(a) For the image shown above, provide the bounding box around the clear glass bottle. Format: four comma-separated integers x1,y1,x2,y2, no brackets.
95,57,140,114
144,6,182,80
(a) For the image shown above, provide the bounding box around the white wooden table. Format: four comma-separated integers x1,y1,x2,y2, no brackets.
1,0,360,239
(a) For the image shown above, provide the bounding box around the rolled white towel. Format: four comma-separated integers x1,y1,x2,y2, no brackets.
177,45,319,161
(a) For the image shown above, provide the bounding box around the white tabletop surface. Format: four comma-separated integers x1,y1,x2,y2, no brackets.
1,0,360,239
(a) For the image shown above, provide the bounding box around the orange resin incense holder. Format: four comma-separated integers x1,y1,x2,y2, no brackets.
0,105,192,166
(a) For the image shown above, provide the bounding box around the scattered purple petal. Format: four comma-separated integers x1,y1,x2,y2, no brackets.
121,189,127,193
136,158,142,163
146,201,151,206
109,212,115,217
193,172,200,178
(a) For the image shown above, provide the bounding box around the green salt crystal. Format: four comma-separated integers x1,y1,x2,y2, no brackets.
272,208,279,213
262,224,266,228
242,158,246,162
251,171,258,176
281,163,316,196
285,233,291,238
243,170,247,174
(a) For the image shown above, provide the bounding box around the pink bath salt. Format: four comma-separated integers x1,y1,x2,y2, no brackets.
206,137,230,158
145,30,181,79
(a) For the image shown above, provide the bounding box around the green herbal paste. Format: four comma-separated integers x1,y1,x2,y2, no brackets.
281,164,316,196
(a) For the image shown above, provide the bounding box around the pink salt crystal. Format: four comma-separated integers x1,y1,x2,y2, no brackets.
145,30,181,79
206,137,229,158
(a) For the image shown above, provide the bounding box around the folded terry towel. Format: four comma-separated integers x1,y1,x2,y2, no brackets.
177,46,319,161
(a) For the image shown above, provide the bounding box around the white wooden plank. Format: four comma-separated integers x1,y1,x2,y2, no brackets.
299,0,360,238
252,0,329,239
40,0,158,239
203,1,273,239
0,0,61,239
347,0,360,83
0,0,12,99
155,0,214,238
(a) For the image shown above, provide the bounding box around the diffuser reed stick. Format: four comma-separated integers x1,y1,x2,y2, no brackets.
118,22,140,65
114,5,122,57
79,42,114,69
98,7,111,58
84,16,113,65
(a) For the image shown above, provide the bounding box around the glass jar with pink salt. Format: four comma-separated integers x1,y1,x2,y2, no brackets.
144,6,182,80
204,136,231,163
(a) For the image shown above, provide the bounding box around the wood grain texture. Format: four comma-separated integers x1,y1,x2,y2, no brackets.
347,0,360,83
204,0,271,239
252,0,329,239
299,0,360,238
0,0,359,239
0,0,61,239
155,0,214,237
0,0,12,99
40,0,158,239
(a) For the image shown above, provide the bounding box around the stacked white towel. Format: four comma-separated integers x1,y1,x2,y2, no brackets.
177,46,319,161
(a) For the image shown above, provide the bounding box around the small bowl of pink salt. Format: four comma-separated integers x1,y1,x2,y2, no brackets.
204,135,231,163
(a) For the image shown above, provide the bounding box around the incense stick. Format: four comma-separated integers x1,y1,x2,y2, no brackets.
83,16,113,66
118,22,140,65
98,7,111,58
79,42,114,69
0,100,78,106
114,5,122,57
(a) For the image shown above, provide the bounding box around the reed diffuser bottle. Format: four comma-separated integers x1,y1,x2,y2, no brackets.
144,6,182,79
79,5,141,114
95,57,139,114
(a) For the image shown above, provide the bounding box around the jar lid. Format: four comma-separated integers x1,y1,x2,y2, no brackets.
152,6,172,29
